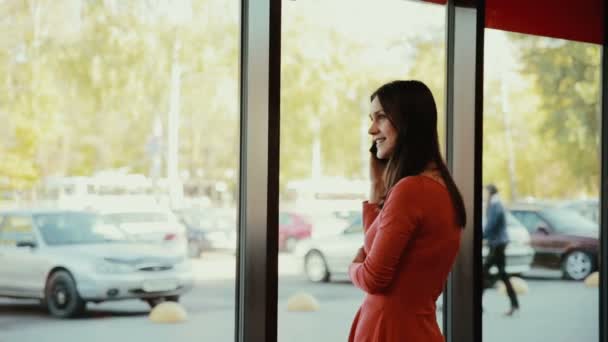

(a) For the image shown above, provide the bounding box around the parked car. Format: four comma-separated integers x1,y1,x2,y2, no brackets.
510,204,599,280
279,212,312,252
561,199,599,224
177,208,310,255
99,205,188,257
0,210,194,318
293,214,353,282
482,211,535,275
296,211,534,283
174,207,237,257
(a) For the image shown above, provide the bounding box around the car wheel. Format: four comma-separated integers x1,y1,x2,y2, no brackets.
305,250,330,283
45,270,86,318
562,250,594,281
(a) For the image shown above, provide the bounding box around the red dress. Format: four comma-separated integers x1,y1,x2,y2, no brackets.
348,176,462,342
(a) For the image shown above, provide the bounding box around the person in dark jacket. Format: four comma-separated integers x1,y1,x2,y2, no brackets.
482,184,519,316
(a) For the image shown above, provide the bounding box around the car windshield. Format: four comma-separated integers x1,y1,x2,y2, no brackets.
505,212,524,228
341,215,363,234
35,212,129,245
541,208,598,233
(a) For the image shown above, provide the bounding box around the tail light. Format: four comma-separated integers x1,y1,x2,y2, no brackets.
164,233,177,241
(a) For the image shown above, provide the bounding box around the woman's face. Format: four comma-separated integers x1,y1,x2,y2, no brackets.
368,96,398,159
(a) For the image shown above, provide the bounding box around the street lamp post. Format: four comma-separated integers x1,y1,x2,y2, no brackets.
167,36,183,208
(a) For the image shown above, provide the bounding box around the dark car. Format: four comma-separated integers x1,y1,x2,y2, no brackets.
561,199,599,224
510,205,599,280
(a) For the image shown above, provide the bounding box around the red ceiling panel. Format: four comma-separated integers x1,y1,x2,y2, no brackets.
486,0,603,44
422,0,604,44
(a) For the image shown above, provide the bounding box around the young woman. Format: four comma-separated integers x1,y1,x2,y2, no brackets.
348,80,466,342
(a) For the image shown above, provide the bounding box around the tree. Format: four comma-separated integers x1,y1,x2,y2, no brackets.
509,35,601,197
280,16,374,187
1,0,242,196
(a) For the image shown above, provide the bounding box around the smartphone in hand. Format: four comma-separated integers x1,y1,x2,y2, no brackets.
369,142,388,163
369,142,377,155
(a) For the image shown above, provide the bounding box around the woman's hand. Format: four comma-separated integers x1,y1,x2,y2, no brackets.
352,247,367,263
369,151,387,204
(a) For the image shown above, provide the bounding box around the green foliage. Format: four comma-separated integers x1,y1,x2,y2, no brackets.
1,2,600,203
483,34,601,201
515,37,601,196
0,0,241,192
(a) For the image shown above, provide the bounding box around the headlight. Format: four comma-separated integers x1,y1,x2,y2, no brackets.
96,262,134,274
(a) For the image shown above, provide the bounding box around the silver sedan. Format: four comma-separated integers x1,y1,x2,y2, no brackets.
0,210,194,318
295,211,534,283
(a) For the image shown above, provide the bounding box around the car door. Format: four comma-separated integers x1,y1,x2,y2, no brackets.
513,211,561,268
0,215,48,298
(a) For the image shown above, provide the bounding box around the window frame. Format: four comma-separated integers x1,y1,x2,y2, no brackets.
237,0,607,341
235,0,281,341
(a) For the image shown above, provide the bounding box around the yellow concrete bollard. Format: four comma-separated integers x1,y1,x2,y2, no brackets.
149,301,188,323
584,272,599,288
286,292,320,312
496,276,528,295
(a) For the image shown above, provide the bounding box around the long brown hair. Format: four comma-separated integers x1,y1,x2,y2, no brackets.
372,80,467,228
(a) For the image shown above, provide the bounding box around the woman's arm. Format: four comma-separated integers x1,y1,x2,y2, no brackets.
362,201,380,233
349,178,421,294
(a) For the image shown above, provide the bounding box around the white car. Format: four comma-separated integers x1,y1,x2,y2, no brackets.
0,210,194,318
294,215,360,282
99,205,189,257
295,211,534,283
482,211,535,275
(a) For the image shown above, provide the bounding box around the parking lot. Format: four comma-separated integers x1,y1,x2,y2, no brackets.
0,253,599,342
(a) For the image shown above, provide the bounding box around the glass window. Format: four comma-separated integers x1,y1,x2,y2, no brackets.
512,211,546,233
279,1,446,340
482,29,600,341
0,216,36,245
0,0,240,340
540,208,598,233
35,212,128,245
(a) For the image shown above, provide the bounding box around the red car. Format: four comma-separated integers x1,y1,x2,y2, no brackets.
278,212,312,252
510,205,599,280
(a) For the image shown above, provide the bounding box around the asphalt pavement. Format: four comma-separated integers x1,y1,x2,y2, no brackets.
0,254,599,342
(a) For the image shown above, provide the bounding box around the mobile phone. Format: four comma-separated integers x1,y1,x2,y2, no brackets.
369,142,387,162
369,142,378,155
